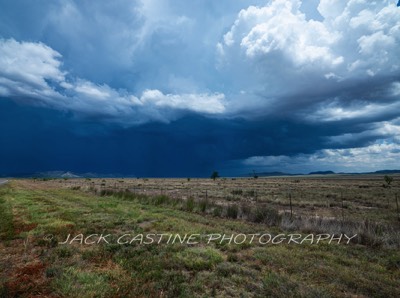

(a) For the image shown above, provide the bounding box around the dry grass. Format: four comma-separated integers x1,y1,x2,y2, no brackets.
51,174,400,223
49,175,400,248
1,177,400,297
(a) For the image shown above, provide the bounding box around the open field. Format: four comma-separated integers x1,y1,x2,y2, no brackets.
48,175,400,225
1,177,400,297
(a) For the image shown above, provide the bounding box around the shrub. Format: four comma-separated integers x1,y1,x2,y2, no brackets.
231,189,243,195
153,195,169,206
198,198,209,213
226,204,239,219
100,189,114,196
384,175,394,187
245,190,256,197
250,206,281,225
185,197,195,212
240,203,252,219
213,206,223,217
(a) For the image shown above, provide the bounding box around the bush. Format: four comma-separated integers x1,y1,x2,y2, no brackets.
185,197,195,212
250,206,281,225
198,198,209,213
231,189,243,195
213,206,223,217
245,190,256,197
153,195,169,206
240,203,252,219
100,189,114,196
226,204,239,219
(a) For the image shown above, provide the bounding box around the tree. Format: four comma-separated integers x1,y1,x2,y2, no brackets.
253,170,259,179
384,175,394,187
211,171,219,181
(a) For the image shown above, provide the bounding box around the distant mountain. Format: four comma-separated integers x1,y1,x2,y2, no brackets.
1,171,137,178
61,171,81,178
35,171,81,178
337,170,400,175
308,171,335,175
2,169,400,179
247,171,300,177
30,171,129,178
245,169,400,178
0,171,81,178
373,170,400,174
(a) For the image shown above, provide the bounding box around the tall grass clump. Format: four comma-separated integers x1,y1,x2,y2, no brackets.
249,205,281,226
185,197,195,212
152,195,170,206
226,204,239,219
198,198,209,213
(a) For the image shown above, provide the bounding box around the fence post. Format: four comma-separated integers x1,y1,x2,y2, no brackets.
396,193,400,221
341,192,344,223
289,192,293,220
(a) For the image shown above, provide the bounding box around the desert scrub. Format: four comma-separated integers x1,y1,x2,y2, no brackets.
198,197,210,212
226,204,239,219
212,205,223,217
250,205,281,225
185,197,195,212
152,195,170,206
4,179,400,297
231,189,243,195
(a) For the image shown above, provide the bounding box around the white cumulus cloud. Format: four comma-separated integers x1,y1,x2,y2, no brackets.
0,38,226,125
244,141,400,173
217,0,400,112
0,38,65,100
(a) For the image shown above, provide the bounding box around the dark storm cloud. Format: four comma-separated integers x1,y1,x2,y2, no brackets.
1,0,400,175
2,99,393,177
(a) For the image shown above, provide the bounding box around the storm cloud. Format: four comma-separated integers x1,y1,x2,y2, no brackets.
0,0,399,175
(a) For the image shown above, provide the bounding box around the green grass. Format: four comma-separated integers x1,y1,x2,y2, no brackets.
53,267,114,298
176,247,223,270
0,188,14,240
0,180,399,297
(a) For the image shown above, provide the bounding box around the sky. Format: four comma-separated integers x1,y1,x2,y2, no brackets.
0,0,400,177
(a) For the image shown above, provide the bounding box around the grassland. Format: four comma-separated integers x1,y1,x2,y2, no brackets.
1,177,400,297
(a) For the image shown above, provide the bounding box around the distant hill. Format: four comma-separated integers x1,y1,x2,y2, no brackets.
34,171,81,178
246,169,400,178
247,171,300,177
373,170,400,174
0,171,136,179
308,171,335,175
2,169,400,179
337,170,400,175
0,171,81,179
